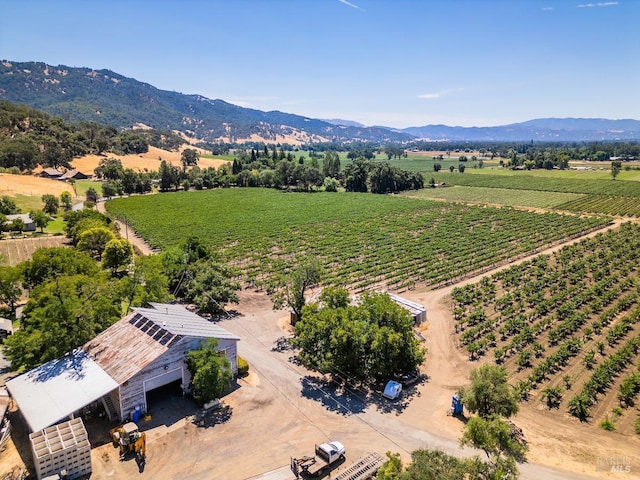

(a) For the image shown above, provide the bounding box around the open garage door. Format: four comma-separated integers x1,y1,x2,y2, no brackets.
143,368,183,393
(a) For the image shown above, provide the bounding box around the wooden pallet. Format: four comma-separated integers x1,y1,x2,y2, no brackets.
334,452,385,480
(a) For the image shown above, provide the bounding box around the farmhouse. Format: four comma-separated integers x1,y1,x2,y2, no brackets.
5,213,36,232
6,303,240,432
60,169,90,180
38,168,64,180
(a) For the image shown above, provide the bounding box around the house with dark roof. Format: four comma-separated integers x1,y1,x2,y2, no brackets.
39,168,64,180
6,303,240,431
60,169,90,180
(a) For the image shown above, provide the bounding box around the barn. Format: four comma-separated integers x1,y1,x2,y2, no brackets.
6,303,240,432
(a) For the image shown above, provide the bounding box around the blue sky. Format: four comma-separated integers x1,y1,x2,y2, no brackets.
2,0,638,128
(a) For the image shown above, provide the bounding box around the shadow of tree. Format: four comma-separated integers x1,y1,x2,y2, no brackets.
191,405,233,428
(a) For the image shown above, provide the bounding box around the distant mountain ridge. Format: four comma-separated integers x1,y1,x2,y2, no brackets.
1,60,639,143
400,118,640,142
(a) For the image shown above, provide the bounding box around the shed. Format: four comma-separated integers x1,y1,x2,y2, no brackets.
7,303,240,431
6,213,36,232
387,293,427,325
0,317,14,338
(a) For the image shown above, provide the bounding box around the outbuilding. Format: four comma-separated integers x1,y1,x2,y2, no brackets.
6,303,240,432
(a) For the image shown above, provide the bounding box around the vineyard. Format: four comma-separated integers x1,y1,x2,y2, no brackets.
452,222,640,435
106,188,609,292
434,172,640,216
402,186,586,209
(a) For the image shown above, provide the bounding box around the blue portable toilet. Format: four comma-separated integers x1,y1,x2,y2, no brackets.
451,394,463,415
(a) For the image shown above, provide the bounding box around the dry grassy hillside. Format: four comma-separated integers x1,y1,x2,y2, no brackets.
70,145,229,175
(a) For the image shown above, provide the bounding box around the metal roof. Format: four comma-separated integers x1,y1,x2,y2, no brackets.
5,349,118,432
84,314,172,385
140,303,240,340
84,303,238,385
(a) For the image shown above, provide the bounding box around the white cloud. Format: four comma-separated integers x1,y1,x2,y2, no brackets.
338,0,365,11
577,2,618,7
542,6,554,11
417,93,442,99
417,88,462,100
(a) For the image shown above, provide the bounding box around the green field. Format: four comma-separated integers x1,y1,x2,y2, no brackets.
105,188,609,291
401,186,586,209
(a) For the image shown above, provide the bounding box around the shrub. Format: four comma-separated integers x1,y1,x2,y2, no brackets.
237,355,249,377
599,417,615,431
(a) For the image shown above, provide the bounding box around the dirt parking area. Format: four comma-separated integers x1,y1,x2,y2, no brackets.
84,284,637,479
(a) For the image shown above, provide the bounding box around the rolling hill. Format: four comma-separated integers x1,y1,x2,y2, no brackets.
1,60,639,143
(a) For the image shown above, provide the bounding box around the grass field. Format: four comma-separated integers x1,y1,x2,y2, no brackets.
105,188,609,291
0,235,68,266
401,186,586,209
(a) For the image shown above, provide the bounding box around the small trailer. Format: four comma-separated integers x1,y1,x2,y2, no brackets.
291,441,345,478
334,452,385,480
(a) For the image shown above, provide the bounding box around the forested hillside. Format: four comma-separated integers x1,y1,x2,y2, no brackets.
0,100,185,170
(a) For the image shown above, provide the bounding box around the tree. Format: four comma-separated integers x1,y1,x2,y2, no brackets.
181,260,240,315
382,448,518,480
77,226,116,259
3,273,121,369
343,158,370,192
118,255,172,311
460,415,527,461
29,210,51,233
186,339,233,404
0,265,22,315
94,157,125,181
60,191,73,211
458,164,466,173
102,238,134,276
162,237,240,316
181,148,199,170
9,217,24,235
322,151,341,178
568,393,591,422
611,160,622,180
21,247,99,290
41,194,59,216
433,163,441,172
0,196,20,215
271,259,322,321
293,290,425,380
458,364,519,419
86,186,98,203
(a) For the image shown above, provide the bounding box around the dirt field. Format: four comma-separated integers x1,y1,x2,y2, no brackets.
70,146,229,174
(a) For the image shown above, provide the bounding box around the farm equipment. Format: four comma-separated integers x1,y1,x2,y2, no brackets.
110,422,146,461
291,441,345,478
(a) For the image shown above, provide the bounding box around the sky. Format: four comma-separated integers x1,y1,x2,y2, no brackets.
1,0,639,128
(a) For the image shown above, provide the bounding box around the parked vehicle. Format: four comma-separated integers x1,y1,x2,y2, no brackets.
291,441,345,477
382,380,402,400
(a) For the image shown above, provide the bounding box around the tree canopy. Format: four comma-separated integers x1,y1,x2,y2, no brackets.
186,339,233,404
293,289,425,381
458,364,519,419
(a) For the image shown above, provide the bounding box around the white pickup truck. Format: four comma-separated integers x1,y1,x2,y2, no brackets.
291,441,345,478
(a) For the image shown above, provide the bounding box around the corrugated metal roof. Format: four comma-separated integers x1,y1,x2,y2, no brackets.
85,304,238,385
84,313,172,385
5,349,118,432
140,303,240,340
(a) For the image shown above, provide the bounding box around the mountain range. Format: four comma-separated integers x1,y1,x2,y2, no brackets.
2,60,639,143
